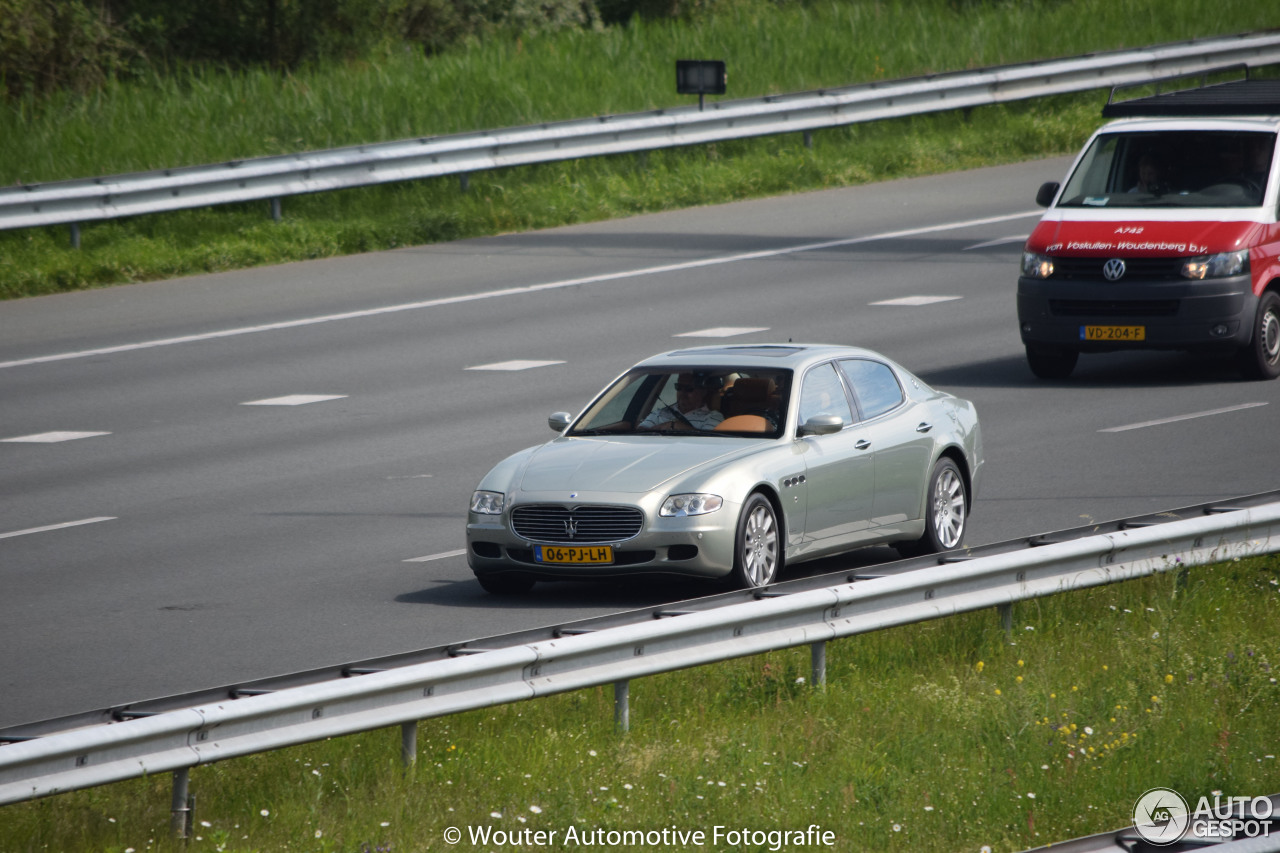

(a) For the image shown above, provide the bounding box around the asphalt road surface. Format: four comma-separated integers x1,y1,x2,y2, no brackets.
3,156,1278,727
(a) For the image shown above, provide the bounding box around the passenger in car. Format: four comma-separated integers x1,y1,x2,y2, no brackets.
639,372,725,431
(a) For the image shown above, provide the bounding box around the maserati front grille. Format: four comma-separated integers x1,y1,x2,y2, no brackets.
511,505,644,543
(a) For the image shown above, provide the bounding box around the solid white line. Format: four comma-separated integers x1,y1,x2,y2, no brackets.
963,235,1029,251
0,210,1041,371
0,517,117,541
404,549,467,563
1100,402,1268,433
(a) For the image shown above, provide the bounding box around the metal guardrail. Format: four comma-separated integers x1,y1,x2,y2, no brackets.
3,31,1280,236
3,493,1279,809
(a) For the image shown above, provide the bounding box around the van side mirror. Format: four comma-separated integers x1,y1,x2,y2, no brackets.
548,412,573,432
1035,181,1060,208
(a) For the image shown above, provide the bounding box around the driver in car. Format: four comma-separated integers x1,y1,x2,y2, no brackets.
639,372,724,431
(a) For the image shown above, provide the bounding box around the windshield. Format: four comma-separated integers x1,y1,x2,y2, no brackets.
568,367,792,438
1057,130,1275,208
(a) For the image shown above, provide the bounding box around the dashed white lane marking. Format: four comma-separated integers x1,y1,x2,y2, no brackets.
0,517,117,540
963,235,1029,251
404,549,467,563
241,394,348,406
674,326,770,338
1100,402,1268,433
1,431,111,443
870,296,963,307
0,210,1040,371
467,360,565,371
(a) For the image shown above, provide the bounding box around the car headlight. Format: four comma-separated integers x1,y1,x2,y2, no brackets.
1022,252,1055,279
470,490,505,515
1182,249,1249,280
660,493,723,517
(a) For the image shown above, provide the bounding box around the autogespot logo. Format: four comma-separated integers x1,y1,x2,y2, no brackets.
1134,788,1191,845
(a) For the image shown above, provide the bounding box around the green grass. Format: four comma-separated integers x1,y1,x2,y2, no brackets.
2,0,1278,298
4,556,1278,852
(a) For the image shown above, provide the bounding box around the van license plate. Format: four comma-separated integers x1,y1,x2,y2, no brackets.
1081,325,1146,341
534,545,614,564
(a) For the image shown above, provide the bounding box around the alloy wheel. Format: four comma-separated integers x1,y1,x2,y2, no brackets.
932,466,966,549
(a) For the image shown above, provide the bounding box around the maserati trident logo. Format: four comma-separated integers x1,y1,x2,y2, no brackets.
563,517,578,540
1103,258,1127,281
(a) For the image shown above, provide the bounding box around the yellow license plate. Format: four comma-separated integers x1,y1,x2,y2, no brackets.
1081,325,1146,342
534,545,614,565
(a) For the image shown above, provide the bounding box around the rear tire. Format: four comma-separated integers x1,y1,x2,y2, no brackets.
1026,344,1078,380
1237,291,1280,380
476,573,536,595
896,458,967,558
731,494,782,589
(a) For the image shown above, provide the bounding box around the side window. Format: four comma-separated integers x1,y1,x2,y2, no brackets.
798,363,854,426
839,359,904,419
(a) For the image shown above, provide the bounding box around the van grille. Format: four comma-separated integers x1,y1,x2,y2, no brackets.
1049,257,1184,280
1050,299,1180,317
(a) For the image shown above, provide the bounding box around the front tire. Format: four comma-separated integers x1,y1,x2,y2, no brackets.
896,458,967,558
1237,291,1280,380
731,493,782,588
1026,344,1078,380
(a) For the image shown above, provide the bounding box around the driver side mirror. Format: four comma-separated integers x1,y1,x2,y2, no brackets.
548,412,573,432
1035,181,1060,208
798,414,845,436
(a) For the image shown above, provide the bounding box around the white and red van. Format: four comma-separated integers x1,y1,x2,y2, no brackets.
1017,74,1280,379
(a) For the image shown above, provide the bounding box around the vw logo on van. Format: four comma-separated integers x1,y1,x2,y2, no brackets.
1102,258,1127,281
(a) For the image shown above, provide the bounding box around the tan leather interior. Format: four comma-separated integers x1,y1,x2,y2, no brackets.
714,414,770,432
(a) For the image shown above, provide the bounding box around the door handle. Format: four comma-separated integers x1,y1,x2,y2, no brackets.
916,422,933,433
854,439,871,450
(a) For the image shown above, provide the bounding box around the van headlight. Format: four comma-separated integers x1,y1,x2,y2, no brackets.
661,494,723,517
1182,250,1249,280
1022,252,1055,279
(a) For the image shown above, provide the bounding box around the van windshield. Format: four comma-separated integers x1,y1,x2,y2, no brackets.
1057,130,1275,208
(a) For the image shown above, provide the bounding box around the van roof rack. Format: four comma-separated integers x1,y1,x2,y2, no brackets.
1102,65,1280,118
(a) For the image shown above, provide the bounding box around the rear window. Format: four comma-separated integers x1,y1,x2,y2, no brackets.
1057,130,1275,208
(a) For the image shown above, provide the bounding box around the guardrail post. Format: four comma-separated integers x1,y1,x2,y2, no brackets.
810,640,826,687
459,173,469,193
270,198,282,222
614,680,630,732
69,223,81,250
170,768,192,839
999,602,1013,636
401,721,418,767
803,130,813,149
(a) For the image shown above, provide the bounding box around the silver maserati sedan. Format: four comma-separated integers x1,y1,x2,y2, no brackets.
466,343,982,594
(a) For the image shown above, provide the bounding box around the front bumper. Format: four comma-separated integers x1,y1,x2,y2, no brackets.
1017,272,1256,352
466,498,741,582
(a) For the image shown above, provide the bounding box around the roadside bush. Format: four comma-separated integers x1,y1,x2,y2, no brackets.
0,0,140,99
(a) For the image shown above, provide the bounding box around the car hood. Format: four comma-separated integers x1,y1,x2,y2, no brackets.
516,436,745,494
